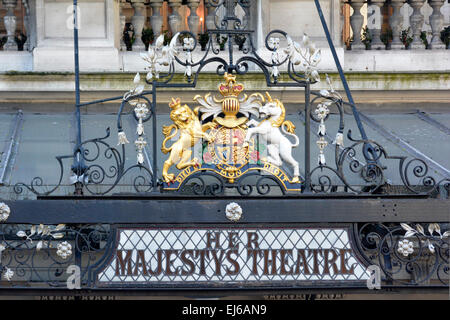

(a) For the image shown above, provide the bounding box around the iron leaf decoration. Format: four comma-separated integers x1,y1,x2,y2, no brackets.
15,224,67,252
0,243,13,281
0,224,71,281
316,75,345,148
269,37,281,78
119,73,150,165
320,74,343,100
119,34,183,164
123,72,145,102
119,73,144,146
400,223,450,254
315,102,330,165
183,37,195,78
2,267,13,282
284,33,321,82
141,33,181,81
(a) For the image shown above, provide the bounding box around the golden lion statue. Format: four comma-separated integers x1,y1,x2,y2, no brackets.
161,98,216,183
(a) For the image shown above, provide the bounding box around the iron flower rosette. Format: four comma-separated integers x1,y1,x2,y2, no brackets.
397,239,414,257
57,241,73,260
225,202,243,221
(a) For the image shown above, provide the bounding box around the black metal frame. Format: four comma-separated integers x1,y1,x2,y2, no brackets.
353,222,450,286
0,208,450,294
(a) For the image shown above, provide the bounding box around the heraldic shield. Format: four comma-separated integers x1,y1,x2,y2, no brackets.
161,73,302,193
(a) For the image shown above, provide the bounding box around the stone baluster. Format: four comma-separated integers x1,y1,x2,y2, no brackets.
21,0,30,51
168,0,182,35
428,0,445,49
149,0,163,38
409,0,426,49
131,0,146,50
187,0,200,37
340,0,345,46
389,0,405,49
349,0,365,49
368,0,386,49
120,1,127,51
2,0,18,51
205,0,216,31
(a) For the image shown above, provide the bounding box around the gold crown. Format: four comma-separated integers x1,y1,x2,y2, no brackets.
169,97,181,110
218,73,244,98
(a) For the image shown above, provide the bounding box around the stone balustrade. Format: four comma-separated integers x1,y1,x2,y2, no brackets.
0,0,448,73
1,0,448,53
0,0,31,51
119,0,203,51
115,0,450,52
2,0,18,50
348,0,449,50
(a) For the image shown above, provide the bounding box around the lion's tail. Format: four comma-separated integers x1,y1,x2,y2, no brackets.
281,120,299,148
161,124,178,154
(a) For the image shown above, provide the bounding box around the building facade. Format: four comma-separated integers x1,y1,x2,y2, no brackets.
0,0,448,300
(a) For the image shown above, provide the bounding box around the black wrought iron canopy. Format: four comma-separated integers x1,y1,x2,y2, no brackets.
7,0,449,198
0,0,448,295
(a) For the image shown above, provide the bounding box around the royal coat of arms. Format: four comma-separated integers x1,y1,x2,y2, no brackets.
161,73,302,193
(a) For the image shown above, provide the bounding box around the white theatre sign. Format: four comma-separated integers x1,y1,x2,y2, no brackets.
97,228,369,285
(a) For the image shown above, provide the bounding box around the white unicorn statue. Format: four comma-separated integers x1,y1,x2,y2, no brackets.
243,92,300,183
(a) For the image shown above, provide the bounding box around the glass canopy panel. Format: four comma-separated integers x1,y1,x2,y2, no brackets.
8,113,74,199
429,113,450,128
0,113,15,149
1,104,448,199
0,113,16,171
374,114,450,170
80,113,154,195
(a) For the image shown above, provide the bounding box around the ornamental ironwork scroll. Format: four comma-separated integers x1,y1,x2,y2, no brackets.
354,222,449,286
0,223,115,287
